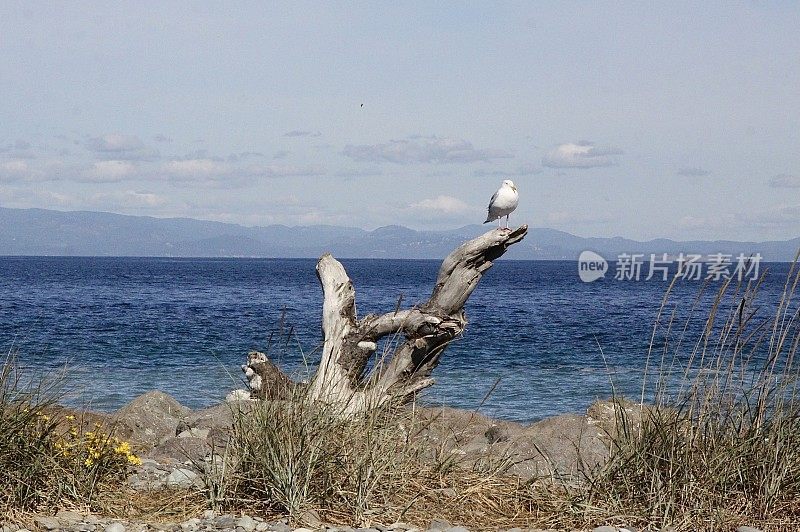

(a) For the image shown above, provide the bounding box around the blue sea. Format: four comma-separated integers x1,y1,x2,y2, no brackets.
0,257,795,422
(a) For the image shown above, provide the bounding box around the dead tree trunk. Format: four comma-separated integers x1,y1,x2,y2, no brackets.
244,225,527,413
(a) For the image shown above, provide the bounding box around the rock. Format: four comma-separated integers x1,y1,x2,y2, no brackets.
104,523,126,532
428,519,452,531
116,391,191,448
265,523,290,532
212,515,237,528
33,517,60,530
56,510,84,522
177,427,210,439
165,467,200,488
445,527,469,532
202,510,216,520
592,527,619,532
736,528,763,532
146,436,211,463
226,389,251,401
298,509,323,529
235,516,257,532
292,529,314,532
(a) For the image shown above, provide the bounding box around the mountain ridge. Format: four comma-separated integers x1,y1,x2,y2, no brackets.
0,207,798,261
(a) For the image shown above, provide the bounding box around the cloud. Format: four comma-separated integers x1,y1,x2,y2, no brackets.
769,174,800,188
284,130,322,138
161,159,324,185
163,158,227,177
408,195,472,215
273,150,290,160
83,160,138,182
87,133,159,161
473,163,541,178
342,136,512,164
677,167,711,177
0,160,33,181
89,190,167,209
153,134,172,143
542,142,622,168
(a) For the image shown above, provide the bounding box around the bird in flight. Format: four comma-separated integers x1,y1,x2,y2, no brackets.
484,180,519,229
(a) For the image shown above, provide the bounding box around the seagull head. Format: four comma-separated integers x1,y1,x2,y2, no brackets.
502,179,517,192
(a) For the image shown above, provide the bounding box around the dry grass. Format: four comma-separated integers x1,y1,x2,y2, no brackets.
0,353,139,518
210,257,800,531
587,259,800,530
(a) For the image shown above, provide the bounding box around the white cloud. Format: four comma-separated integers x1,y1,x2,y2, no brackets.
83,160,138,182
542,142,622,168
677,167,711,177
0,160,32,180
342,136,512,164
769,174,800,188
87,133,159,161
90,190,167,209
409,195,472,215
247,164,325,178
163,158,228,177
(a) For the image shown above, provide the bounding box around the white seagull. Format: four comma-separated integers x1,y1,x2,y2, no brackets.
484,179,519,229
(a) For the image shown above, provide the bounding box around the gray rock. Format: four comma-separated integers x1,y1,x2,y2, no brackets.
177,427,210,440
56,510,85,522
298,510,322,529
33,517,61,530
146,436,211,463
428,520,451,531
254,525,270,532
212,515,237,528
592,527,619,532
165,467,200,488
105,523,126,532
265,523,290,532
117,391,192,448
444,527,469,532
736,528,763,532
292,529,314,532
235,517,257,532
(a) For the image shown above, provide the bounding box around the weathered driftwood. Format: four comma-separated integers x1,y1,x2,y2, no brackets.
243,225,528,413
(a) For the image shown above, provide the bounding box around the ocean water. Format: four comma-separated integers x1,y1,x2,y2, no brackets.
0,256,795,422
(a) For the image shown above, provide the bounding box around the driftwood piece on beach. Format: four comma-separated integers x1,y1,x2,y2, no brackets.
243,225,528,413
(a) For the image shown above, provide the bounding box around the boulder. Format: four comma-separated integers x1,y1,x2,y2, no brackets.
115,391,191,448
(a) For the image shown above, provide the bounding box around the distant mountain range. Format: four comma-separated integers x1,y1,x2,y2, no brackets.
1,207,798,261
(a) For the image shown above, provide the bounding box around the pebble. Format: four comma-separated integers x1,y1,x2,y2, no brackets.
105,523,126,532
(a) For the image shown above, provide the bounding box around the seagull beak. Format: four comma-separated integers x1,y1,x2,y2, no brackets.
512,185,517,192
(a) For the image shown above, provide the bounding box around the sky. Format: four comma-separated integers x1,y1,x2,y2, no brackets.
1,1,799,242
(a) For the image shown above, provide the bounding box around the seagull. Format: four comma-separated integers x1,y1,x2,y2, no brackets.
484,179,519,229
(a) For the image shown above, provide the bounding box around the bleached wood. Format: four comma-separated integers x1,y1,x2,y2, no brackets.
245,226,528,413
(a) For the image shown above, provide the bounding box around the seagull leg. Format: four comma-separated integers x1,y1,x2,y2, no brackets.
497,218,502,228
505,215,510,229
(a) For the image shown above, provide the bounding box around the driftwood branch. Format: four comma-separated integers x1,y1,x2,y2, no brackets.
243,225,527,413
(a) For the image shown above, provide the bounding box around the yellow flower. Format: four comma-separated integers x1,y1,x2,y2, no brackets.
66,415,75,421
127,454,142,466
85,458,94,467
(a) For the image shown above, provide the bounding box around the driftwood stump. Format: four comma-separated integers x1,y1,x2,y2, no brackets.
244,225,528,413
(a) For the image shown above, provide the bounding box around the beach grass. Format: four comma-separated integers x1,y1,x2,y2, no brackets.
0,353,140,517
